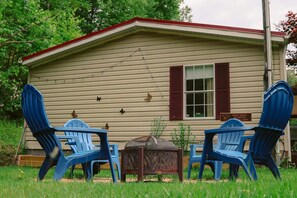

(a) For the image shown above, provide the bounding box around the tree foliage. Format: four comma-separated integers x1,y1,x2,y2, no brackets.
39,0,192,34
277,11,297,67
0,0,82,119
0,0,192,119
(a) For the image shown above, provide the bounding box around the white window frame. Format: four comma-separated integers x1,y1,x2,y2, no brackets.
183,64,216,119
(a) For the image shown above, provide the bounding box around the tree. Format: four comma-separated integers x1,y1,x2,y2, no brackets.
179,1,193,22
277,11,297,67
0,0,82,119
73,0,192,34
0,0,192,119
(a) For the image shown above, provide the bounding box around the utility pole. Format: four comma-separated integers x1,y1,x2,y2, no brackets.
262,0,281,166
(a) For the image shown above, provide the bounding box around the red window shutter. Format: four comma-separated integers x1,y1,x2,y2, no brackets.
169,66,183,120
215,63,230,120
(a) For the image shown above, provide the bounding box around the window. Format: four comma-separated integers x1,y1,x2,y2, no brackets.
185,64,214,118
170,63,230,121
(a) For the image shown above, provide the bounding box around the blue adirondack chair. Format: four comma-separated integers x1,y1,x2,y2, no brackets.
21,84,116,182
198,80,294,181
187,118,247,180
61,119,121,179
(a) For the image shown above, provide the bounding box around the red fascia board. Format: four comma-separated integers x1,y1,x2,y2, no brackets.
22,17,286,62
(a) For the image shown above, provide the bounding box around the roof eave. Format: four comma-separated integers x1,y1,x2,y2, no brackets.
22,18,287,67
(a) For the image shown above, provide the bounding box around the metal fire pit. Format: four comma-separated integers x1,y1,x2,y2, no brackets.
121,136,183,182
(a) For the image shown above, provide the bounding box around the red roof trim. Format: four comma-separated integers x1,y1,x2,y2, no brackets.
22,17,286,62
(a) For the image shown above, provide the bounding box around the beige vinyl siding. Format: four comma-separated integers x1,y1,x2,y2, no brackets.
27,32,284,150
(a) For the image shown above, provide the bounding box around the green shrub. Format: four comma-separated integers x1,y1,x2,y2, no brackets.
0,140,17,166
150,116,167,137
171,123,195,155
0,119,23,147
290,118,297,126
0,119,24,166
280,156,296,169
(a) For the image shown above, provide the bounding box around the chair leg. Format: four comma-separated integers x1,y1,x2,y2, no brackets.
198,156,206,180
115,160,121,180
240,157,257,181
266,156,281,180
213,161,223,180
69,165,76,178
38,156,55,181
90,161,99,178
187,161,193,179
93,162,100,175
229,164,240,179
82,162,93,181
53,158,69,181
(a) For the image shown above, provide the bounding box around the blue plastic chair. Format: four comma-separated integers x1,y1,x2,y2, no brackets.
187,118,246,180
21,84,116,182
198,80,294,181
61,119,121,179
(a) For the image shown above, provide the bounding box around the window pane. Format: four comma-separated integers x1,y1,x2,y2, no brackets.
195,79,203,91
205,78,213,90
204,65,213,78
186,106,194,117
186,79,194,91
194,66,203,79
195,106,204,117
187,93,194,105
185,66,194,79
205,105,214,117
205,92,214,105
195,93,204,104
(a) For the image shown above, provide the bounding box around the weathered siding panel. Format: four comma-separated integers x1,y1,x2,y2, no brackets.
27,32,284,150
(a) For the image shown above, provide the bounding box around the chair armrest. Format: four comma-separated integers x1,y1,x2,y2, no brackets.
57,135,76,139
203,126,255,154
238,135,254,152
56,135,80,143
54,127,107,134
56,135,87,152
92,144,119,156
189,144,203,157
205,125,255,134
191,144,204,149
109,144,119,156
54,127,112,156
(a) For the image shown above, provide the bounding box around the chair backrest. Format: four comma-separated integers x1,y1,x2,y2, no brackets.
217,118,245,151
21,84,52,134
259,80,294,131
251,80,294,157
64,119,95,153
21,84,62,156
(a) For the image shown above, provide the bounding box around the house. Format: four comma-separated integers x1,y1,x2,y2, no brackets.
22,17,290,155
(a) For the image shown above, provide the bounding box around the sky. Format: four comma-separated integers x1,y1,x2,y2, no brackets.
183,0,297,31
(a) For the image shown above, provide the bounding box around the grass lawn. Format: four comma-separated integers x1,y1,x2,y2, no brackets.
0,166,296,197
0,119,296,197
